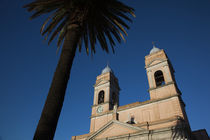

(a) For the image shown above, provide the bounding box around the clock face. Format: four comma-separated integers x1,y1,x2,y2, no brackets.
97,106,103,113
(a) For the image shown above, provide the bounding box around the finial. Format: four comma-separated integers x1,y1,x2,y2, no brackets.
101,62,113,74
107,61,110,67
152,41,156,48
106,61,111,70
149,42,160,54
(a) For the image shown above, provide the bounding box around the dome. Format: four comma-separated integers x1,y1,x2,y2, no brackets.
101,65,113,74
150,46,160,54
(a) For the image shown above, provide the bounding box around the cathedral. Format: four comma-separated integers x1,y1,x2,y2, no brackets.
71,47,209,140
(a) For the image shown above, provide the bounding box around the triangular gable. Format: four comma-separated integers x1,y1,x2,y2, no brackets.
87,120,144,139
147,58,166,67
94,80,109,87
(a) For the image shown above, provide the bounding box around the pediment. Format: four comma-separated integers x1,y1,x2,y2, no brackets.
94,80,109,87
87,120,144,140
148,58,165,67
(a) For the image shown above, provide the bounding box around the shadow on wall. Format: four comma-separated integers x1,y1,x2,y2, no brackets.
171,117,191,140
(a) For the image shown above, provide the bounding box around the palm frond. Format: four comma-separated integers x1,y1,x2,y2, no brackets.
48,17,69,45
24,0,135,54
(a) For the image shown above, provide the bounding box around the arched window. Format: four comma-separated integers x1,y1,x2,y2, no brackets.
154,70,165,87
127,116,135,124
98,90,104,104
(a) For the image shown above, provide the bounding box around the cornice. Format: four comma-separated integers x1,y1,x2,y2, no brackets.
148,81,175,92
91,101,109,108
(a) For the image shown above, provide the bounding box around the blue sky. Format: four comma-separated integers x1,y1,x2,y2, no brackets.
0,0,210,140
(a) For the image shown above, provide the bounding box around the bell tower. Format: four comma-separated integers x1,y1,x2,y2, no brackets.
145,45,181,100
91,65,120,116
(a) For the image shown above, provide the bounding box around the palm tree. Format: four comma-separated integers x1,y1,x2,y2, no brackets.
24,0,135,139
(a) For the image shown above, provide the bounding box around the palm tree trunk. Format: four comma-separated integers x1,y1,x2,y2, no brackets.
33,25,81,140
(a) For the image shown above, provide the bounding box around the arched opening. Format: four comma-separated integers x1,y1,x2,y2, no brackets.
98,90,104,104
127,116,135,124
154,70,165,87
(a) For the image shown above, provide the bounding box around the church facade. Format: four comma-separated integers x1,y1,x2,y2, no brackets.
71,47,209,140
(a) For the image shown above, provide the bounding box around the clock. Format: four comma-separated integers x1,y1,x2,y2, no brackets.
97,106,103,113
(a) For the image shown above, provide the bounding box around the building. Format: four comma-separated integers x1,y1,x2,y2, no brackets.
71,47,209,140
